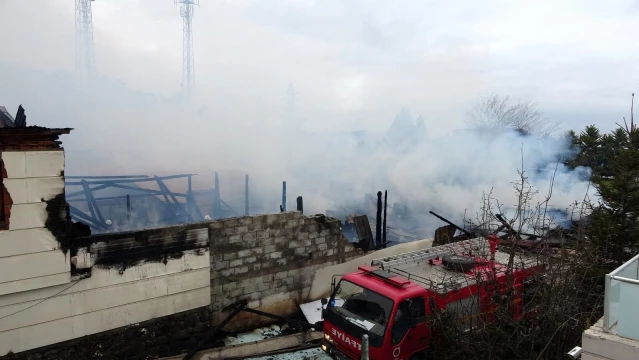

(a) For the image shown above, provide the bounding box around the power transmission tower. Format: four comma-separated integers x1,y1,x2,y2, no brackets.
175,0,199,102
75,0,96,85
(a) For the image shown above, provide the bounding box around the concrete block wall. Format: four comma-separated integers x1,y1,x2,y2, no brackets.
210,211,362,331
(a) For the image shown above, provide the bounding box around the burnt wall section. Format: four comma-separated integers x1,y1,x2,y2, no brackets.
75,221,211,269
0,149,71,296
0,306,211,360
44,193,72,254
210,211,362,331
0,158,11,231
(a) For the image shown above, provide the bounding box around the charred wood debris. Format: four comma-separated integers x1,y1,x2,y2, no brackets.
430,210,582,252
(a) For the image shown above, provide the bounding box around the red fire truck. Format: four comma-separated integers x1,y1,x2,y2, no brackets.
320,237,543,360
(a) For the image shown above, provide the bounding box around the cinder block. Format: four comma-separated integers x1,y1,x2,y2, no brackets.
275,271,288,280
211,285,224,295
307,224,319,233
295,232,309,241
230,259,243,267
209,221,224,229
245,256,257,264
316,236,326,244
239,217,253,226
236,266,249,274
257,282,271,291
209,228,223,239
223,218,239,228
220,268,234,277
294,247,308,255
318,244,328,251
237,279,251,289
214,260,229,270
236,225,249,234
252,214,268,224
272,236,287,244
286,220,300,228
288,241,300,249
264,244,277,253
223,252,237,261
223,227,236,236
228,235,242,243
229,288,243,298
308,232,319,239
249,223,263,231
222,282,238,292
252,263,262,271
212,254,224,263
278,212,294,221
257,230,270,239
276,258,287,266
270,251,283,259
266,214,280,224
242,232,257,241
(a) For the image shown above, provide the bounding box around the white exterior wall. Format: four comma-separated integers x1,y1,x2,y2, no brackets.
582,318,639,360
0,252,210,355
0,150,70,295
0,149,211,356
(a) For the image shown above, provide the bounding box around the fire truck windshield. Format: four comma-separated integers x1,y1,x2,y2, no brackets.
327,280,393,337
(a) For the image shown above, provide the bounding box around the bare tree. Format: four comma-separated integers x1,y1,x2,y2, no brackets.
466,94,560,137
427,157,602,360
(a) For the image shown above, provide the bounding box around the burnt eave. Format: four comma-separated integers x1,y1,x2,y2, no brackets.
0,127,73,150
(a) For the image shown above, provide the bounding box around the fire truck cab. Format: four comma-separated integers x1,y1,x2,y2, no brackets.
320,237,543,360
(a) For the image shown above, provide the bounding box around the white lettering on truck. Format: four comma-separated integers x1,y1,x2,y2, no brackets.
332,328,363,351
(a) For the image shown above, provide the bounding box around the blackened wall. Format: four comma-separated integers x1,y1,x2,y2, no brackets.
0,307,211,360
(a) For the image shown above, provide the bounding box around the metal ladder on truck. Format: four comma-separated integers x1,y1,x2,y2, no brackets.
371,238,486,270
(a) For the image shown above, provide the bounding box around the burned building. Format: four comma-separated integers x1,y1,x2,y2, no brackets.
0,106,364,359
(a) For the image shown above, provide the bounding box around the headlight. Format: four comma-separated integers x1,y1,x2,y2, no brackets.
321,344,328,352
324,333,333,343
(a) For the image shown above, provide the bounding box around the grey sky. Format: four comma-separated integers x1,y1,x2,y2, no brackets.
1,0,637,135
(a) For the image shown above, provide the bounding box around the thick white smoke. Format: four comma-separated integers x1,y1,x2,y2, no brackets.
0,65,595,238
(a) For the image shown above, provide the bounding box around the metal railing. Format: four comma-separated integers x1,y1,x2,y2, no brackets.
603,253,639,341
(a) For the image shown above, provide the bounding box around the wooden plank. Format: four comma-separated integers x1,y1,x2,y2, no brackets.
0,273,70,297
0,251,210,307
0,287,208,356
0,228,60,258
0,268,210,331
353,215,373,249
0,250,69,284
71,286,210,341
1,152,26,179
7,202,48,230
25,151,64,178
24,177,64,204
160,331,324,360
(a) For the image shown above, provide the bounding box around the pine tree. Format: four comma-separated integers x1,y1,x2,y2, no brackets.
566,95,638,265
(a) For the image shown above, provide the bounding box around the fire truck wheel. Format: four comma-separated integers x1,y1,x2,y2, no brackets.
408,350,435,360
441,255,476,272
409,352,431,360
